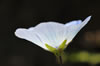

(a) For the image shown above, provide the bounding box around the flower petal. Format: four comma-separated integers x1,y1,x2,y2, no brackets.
65,16,91,44
33,22,66,48
65,20,82,27
15,28,48,50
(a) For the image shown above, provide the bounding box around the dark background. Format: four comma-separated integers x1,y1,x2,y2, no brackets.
0,0,100,66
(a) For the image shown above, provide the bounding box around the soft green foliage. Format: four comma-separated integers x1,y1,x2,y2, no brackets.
61,51,100,65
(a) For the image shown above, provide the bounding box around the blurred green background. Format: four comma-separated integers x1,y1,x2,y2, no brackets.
0,0,100,66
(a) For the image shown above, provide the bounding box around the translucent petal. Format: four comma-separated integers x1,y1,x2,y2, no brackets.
15,28,48,50
65,16,91,44
15,22,67,50
33,22,66,48
65,20,82,27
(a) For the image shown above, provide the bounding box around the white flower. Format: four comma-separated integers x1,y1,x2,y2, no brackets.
15,16,91,53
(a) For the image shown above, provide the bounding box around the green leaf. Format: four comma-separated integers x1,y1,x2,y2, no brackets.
58,40,67,50
45,43,57,52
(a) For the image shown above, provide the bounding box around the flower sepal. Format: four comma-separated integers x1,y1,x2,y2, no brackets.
45,40,67,57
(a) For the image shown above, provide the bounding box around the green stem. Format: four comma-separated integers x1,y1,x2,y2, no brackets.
54,49,63,66
59,55,63,66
